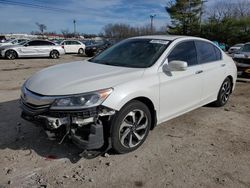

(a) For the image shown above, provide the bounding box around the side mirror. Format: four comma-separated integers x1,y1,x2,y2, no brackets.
163,60,188,72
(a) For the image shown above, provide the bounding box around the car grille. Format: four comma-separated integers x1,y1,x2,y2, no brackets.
20,87,55,115
20,97,50,115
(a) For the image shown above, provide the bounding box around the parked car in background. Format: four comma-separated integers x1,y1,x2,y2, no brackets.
81,40,94,46
20,35,236,154
50,39,64,45
61,40,85,54
0,38,29,46
85,40,113,57
0,35,6,43
0,40,65,59
228,43,244,54
233,42,250,79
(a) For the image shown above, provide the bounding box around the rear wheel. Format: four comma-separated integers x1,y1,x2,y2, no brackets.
50,50,59,59
5,50,17,60
78,48,84,54
111,100,151,154
213,77,232,107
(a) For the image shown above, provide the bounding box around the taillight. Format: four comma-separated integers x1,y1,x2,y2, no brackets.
62,45,64,49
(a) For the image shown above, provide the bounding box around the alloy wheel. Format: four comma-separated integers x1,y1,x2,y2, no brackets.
119,109,149,148
221,80,231,104
51,51,59,59
6,50,16,59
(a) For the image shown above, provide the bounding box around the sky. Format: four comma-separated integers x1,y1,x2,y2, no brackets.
0,0,222,34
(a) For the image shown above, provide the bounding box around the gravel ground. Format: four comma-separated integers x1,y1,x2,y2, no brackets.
0,55,249,188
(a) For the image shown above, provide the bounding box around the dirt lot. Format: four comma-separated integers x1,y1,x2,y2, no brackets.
0,55,249,188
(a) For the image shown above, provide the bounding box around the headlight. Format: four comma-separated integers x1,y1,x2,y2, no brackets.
50,88,112,110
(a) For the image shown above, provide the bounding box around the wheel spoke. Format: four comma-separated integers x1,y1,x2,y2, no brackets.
128,111,136,124
136,123,147,131
128,133,134,148
136,111,145,125
120,121,132,130
120,128,130,145
133,131,143,141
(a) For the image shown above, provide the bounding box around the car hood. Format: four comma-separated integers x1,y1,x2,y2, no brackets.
234,52,250,58
25,60,145,96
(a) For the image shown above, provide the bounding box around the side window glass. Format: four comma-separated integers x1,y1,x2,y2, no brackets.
168,41,198,66
195,41,220,63
27,41,39,46
214,47,222,60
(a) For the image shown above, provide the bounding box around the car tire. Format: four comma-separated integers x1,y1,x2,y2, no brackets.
213,77,232,107
5,50,18,60
111,100,151,154
50,50,59,59
78,48,84,54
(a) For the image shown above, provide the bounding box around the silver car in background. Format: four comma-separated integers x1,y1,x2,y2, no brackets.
0,40,65,59
0,38,29,47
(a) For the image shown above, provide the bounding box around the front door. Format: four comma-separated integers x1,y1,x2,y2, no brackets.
159,41,203,122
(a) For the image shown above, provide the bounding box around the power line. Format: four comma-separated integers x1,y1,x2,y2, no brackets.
0,0,73,13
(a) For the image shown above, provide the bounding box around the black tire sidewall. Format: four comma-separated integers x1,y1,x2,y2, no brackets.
111,100,151,154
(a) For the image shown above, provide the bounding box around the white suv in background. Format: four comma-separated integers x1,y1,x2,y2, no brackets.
61,40,85,54
20,35,237,154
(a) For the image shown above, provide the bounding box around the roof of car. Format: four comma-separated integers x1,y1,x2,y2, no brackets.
131,35,192,41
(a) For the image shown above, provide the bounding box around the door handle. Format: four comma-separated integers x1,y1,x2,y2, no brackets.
195,70,203,74
221,64,226,67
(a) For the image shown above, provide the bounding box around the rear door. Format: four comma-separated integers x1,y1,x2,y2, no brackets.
195,41,226,102
71,41,82,53
33,41,55,56
159,40,203,121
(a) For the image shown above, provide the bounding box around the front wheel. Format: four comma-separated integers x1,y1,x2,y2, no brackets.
5,50,17,60
111,100,151,154
50,50,59,59
213,77,232,107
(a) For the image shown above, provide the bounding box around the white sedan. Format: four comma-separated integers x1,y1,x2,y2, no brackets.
20,35,237,154
61,40,85,54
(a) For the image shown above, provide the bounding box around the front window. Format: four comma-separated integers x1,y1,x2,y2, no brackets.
89,39,169,68
241,44,250,52
168,41,198,66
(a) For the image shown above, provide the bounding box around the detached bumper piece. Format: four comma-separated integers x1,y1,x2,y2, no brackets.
71,122,104,150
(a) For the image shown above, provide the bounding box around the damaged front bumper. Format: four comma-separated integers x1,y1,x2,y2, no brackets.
20,94,116,150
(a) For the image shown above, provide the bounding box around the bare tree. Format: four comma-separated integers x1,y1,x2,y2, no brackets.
208,0,250,20
36,22,47,34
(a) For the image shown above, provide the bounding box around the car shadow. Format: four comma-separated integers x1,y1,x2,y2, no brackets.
0,99,88,163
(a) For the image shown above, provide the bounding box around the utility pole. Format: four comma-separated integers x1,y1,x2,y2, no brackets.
150,14,156,34
73,19,76,37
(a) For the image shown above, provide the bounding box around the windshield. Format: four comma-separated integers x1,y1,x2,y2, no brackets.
19,41,28,45
89,39,169,68
241,44,250,52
